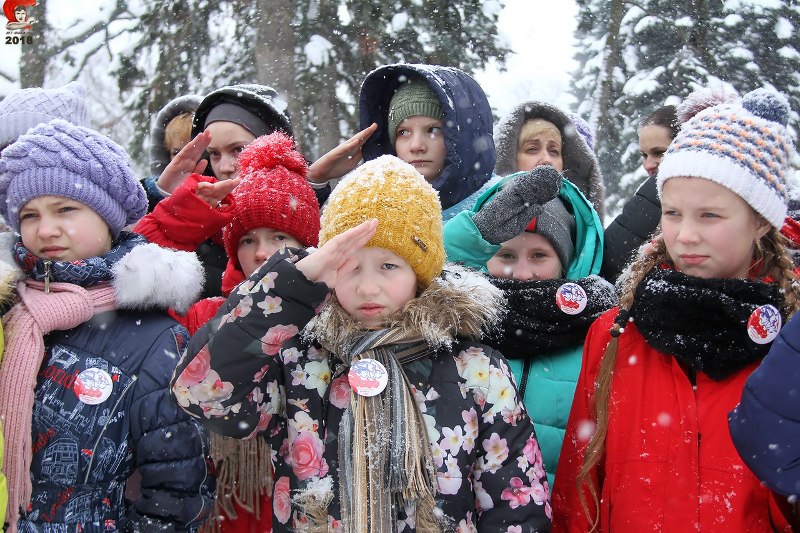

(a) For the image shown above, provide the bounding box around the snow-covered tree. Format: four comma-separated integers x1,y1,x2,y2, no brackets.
574,0,800,216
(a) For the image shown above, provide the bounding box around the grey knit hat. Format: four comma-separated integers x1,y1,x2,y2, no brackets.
387,79,443,146
0,82,89,150
525,197,575,269
0,119,147,236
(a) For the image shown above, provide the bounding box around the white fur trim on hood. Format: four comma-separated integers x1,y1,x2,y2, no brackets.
112,242,204,315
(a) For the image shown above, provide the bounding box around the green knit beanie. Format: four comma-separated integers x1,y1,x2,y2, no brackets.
387,79,443,147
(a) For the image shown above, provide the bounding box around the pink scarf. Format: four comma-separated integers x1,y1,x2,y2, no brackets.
0,280,116,531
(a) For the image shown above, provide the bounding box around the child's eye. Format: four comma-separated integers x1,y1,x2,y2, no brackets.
239,237,255,246
58,206,77,214
208,150,220,159
701,212,719,218
234,145,246,155
495,252,516,261
19,212,37,220
272,234,288,242
428,126,443,136
532,252,549,260
640,152,647,160
382,263,398,271
662,210,679,217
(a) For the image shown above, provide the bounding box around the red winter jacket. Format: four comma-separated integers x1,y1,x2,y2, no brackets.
552,309,791,532
134,174,239,333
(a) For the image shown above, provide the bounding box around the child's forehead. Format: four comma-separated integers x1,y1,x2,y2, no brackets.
22,195,84,209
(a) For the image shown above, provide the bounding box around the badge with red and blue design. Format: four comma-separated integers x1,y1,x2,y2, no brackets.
348,359,388,397
747,304,781,345
556,282,588,315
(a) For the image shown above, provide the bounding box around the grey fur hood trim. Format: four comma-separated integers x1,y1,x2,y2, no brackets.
149,94,203,175
494,100,606,220
304,264,505,354
112,243,204,314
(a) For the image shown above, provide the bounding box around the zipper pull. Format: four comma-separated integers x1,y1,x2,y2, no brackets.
44,260,51,293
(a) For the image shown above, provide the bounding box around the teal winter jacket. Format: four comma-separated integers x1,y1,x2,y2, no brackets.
443,172,611,488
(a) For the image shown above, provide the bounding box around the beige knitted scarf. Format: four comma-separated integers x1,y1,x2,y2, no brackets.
0,280,116,532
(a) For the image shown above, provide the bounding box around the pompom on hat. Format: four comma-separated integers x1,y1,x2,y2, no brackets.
222,132,320,269
0,82,89,150
319,155,445,288
0,119,147,236
657,87,794,229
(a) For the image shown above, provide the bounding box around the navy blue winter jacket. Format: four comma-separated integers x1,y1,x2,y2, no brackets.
729,311,800,498
8,235,215,532
359,64,495,210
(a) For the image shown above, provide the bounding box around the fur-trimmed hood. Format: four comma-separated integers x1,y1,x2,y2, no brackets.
0,232,204,315
494,100,605,220
304,264,505,355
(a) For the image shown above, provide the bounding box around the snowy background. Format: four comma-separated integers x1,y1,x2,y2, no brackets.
0,0,579,125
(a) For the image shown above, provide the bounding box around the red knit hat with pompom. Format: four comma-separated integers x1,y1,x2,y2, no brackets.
223,132,320,270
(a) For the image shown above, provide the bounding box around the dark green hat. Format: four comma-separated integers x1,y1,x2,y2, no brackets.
387,79,443,146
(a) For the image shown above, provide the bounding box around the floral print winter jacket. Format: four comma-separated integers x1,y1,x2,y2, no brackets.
172,250,552,532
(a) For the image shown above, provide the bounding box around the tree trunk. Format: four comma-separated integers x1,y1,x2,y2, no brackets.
19,0,49,87
590,0,624,148
254,0,298,141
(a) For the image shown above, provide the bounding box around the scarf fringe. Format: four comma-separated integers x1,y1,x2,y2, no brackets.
293,480,335,533
201,433,273,532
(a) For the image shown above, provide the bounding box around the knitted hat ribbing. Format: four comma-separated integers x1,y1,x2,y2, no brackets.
525,197,575,268
0,82,89,149
387,79,443,147
319,155,445,287
222,132,319,269
0,119,147,235
657,87,794,228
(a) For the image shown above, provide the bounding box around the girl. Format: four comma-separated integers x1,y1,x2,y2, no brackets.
149,84,293,298
551,87,799,531
0,120,214,531
601,105,680,281
308,64,497,220
443,166,617,489
139,131,320,532
173,156,553,531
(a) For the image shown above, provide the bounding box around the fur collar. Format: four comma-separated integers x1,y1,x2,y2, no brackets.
304,264,505,355
0,232,204,315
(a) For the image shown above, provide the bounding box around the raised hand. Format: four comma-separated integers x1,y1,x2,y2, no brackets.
472,165,563,244
307,123,378,183
296,219,378,288
156,130,211,194
195,177,240,208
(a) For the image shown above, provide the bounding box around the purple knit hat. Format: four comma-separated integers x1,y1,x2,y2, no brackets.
0,119,147,236
0,82,89,150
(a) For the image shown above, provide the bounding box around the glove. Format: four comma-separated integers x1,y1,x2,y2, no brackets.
471,165,562,244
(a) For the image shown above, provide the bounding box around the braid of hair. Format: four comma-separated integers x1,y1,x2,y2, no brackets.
759,227,800,317
576,236,671,529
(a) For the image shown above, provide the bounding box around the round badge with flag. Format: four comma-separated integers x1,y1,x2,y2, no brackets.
556,282,588,315
747,304,782,345
348,358,388,397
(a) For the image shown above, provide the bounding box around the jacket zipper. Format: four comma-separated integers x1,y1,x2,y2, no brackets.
83,374,137,483
44,260,51,293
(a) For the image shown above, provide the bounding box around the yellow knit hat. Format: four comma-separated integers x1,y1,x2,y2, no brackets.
319,155,445,287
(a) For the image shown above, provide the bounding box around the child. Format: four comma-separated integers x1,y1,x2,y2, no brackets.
443,166,617,489
493,101,605,219
0,120,215,531
600,104,682,282
309,64,497,221
148,84,293,298
139,131,320,532
551,87,800,531
172,156,552,531
141,94,202,211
